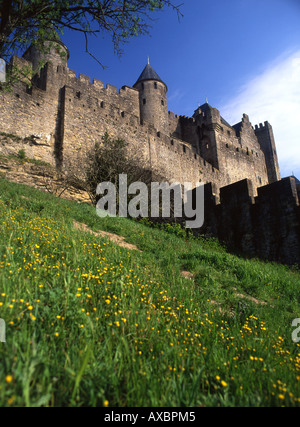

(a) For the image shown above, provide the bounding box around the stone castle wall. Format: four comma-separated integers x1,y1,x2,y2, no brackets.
198,177,300,266
0,45,276,194
1,42,299,266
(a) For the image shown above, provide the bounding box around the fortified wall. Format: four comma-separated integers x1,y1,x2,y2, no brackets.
197,177,300,266
0,39,280,193
0,39,299,265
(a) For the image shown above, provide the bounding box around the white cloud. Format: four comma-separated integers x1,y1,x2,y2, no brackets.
220,50,300,178
168,88,185,110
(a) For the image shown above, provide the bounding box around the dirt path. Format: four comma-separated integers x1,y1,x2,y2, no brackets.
73,220,142,252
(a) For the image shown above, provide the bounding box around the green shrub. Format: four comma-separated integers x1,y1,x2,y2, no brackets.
17,149,26,160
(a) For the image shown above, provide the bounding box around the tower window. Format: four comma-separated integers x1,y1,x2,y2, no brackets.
141,83,144,90
154,82,157,89
143,98,146,105
161,100,164,106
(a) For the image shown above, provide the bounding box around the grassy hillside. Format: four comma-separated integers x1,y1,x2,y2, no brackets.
0,178,299,407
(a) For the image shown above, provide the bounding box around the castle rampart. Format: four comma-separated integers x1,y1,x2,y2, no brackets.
0,40,280,195
198,177,300,266
1,39,299,265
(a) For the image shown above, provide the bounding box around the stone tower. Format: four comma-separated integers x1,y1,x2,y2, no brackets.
193,102,221,169
133,61,169,135
255,121,281,184
22,37,69,73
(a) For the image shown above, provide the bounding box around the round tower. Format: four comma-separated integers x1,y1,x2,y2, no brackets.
23,36,69,72
133,61,169,135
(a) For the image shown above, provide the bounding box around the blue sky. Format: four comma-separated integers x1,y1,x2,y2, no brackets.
61,0,300,179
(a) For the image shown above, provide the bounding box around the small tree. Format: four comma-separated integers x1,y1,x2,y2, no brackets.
61,132,153,206
53,132,185,227
85,132,153,205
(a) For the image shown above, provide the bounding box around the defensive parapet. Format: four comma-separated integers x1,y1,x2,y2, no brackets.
63,68,140,116
198,177,300,266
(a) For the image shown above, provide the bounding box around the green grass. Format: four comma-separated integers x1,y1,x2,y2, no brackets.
0,177,299,407
0,152,51,167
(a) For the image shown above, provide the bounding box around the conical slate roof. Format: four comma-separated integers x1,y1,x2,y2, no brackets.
199,101,213,111
134,63,167,88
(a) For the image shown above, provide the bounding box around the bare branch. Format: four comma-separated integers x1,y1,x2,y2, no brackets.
84,32,107,69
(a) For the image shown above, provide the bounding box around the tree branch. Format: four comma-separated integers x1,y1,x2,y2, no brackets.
0,0,183,78
84,32,107,69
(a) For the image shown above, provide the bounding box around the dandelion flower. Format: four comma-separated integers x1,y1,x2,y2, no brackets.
5,376,13,384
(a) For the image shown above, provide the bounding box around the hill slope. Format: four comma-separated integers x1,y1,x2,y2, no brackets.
0,178,299,407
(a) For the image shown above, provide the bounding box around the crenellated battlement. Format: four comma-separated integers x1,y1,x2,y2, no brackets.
255,121,271,131
66,68,139,98
168,111,179,119
198,177,300,265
